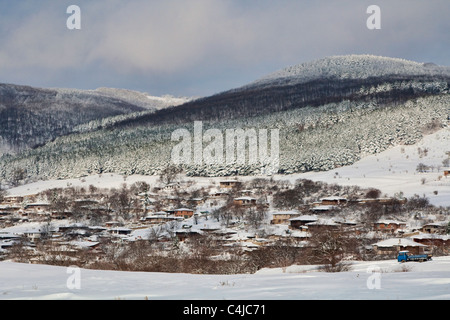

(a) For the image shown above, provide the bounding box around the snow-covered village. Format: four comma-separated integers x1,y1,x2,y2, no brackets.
1,163,450,271
1,1,450,304
1,125,450,301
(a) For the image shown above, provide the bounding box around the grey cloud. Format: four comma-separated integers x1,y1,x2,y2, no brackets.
0,0,448,96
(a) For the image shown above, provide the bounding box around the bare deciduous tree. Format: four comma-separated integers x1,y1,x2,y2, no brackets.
307,229,352,272
246,204,267,230
159,165,183,185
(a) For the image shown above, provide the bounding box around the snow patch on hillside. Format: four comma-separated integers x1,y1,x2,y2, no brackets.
5,173,161,198
286,127,450,207
145,94,195,109
93,87,194,110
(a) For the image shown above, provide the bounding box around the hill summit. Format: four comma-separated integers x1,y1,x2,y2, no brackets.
250,55,450,88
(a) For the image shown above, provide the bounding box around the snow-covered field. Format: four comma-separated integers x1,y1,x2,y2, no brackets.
1,257,449,300
290,127,450,207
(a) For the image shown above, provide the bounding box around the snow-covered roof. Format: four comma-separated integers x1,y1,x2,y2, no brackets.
421,222,448,227
306,218,339,226
70,240,100,249
109,227,132,231
320,196,347,201
373,238,427,248
271,210,299,216
376,219,406,225
0,232,21,239
410,233,450,241
311,205,337,211
59,222,89,228
234,197,256,201
289,215,318,221
333,218,358,225
74,199,99,203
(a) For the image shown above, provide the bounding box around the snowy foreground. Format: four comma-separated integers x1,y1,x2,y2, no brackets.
1,257,450,300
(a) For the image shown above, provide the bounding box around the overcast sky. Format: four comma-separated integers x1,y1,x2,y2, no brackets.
0,0,449,97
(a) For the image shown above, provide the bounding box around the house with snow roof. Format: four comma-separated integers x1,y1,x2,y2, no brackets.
219,180,241,189
305,218,340,232
319,196,348,206
142,212,181,224
2,195,24,205
23,202,51,219
289,215,318,229
0,204,21,216
208,191,229,199
175,226,202,241
108,227,132,236
270,210,300,225
420,222,448,234
410,233,450,250
233,196,257,206
373,219,407,233
372,238,430,256
173,208,194,219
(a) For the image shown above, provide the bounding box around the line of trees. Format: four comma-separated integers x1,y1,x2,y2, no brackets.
110,76,449,129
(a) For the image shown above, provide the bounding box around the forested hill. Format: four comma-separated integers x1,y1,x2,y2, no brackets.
0,55,449,182
0,84,191,155
105,55,450,130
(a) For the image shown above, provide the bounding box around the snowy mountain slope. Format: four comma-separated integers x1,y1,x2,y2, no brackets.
93,87,194,110
1,257,450,300
249,55,450,88
105,55,450,130
0,83,147,155
281,127,450,207
0,84,193,156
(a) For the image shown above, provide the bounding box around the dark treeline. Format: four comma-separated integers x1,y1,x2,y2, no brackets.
110,75,450,130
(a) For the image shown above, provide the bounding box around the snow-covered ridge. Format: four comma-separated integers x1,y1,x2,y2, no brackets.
249,55,450,87
41,86,194,111
93,87,194,110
